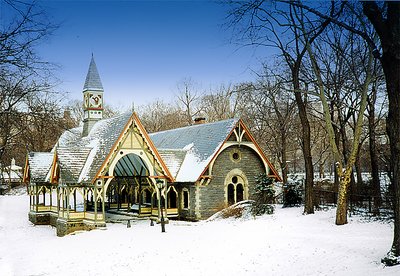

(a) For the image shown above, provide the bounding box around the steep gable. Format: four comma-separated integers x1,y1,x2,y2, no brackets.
149,119,239,182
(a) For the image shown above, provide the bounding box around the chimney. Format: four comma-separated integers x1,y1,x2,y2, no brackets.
194,117,206,125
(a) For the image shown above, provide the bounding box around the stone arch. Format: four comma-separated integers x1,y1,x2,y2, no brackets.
167,186,178,208
224,168,249,206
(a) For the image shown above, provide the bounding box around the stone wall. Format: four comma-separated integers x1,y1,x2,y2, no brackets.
28,211,50,225
173,183,198,221
56,218,106,237
197,145,265,219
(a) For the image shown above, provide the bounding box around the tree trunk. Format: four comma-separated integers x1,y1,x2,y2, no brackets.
336,168,352,225
293,67,314,214
368,87,381,215
362,1,400,264
382,50,400,263
281,127,288,184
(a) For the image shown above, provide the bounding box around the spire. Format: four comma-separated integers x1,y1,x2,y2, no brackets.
83,54,104,92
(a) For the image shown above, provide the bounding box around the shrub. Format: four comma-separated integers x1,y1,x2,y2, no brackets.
283,182,302,207
251,173,275,216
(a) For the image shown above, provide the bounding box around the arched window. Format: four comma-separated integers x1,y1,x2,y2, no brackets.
237,183,244,202
225,173,247,206
228,184,235,205
182,189,189,209
168,189,177,208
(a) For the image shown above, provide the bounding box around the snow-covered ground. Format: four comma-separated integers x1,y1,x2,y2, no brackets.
1,192,399,276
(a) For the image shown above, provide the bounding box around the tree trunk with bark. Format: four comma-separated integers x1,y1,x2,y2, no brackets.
293,66,314,214
363,0,400,265
368,83,381,214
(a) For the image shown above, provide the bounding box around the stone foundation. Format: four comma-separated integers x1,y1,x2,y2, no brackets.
50,213,58,227
56,218,106,237
29,211,50,225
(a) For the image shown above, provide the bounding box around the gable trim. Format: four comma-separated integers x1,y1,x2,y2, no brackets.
196,119,282,182
23,155,30,183
93,112,174,183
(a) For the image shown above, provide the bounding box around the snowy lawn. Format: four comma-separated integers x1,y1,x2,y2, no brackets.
1,193,399,276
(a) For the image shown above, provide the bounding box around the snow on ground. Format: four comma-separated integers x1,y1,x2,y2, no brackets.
1,193,400,276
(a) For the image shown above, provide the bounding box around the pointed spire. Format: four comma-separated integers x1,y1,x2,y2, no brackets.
83,54,104,92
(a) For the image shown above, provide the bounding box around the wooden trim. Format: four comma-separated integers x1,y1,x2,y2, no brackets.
22,155,30,183
93,112,174,184
196,121,238,181
133,113,174,181
148,175,170,179
196,119,282,182
49,151,59,184
96,175,114,179
239,120,282,182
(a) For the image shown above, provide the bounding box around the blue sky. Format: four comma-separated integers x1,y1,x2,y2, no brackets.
37,0,273,110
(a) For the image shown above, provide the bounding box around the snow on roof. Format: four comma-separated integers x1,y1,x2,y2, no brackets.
27,152,53,182
149,118,238,182
57,112,132,183
157,149,187,179
57,147,92,183
30,113,238,184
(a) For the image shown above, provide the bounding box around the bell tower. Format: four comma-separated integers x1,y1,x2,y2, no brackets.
82,54,104,137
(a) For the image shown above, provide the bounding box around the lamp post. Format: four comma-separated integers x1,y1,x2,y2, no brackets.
156,180,166,233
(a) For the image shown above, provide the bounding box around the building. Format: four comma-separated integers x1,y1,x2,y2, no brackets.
1,158,23,194
23,56,281,236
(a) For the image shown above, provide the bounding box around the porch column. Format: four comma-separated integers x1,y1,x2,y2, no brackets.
50,187,53,207
66,187,70,219
94,186,98,222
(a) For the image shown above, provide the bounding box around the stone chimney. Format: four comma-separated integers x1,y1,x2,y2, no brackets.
194,117,206,125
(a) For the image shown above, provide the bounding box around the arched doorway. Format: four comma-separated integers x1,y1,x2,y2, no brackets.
106,153,153,214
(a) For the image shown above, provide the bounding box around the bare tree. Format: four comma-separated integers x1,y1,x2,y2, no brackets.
300,9,375,225
280,0,400,264
137,99,186,133
226,0,338,214
0,0,58,164
176,78,202,125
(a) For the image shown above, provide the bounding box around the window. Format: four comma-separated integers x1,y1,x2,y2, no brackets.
226,175,246,206
182,189,189,209
168,189,177,208
230,149,242,162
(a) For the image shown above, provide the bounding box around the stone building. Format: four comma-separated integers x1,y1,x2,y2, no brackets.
23,56,281,236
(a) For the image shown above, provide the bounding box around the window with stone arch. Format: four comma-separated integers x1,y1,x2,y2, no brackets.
225,171,248,206
167,186,178,209
182,188,189,209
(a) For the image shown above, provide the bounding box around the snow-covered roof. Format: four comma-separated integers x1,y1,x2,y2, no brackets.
57,147,92,183
150,118,238,181
29,113,239,184
57,112,132,183
83,55,103,92
27,152,53,182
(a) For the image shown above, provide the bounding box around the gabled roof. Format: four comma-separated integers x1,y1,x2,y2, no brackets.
57,112,133,182
83,55,103,92
57,147,92,183
27,152,53,182
149,119,239,182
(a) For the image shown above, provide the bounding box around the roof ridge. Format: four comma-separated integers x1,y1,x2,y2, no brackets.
149,117,239,136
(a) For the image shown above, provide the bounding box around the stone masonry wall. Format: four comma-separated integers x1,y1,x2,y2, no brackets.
198,145,265,219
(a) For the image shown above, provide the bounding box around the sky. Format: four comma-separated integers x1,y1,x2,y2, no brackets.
32,0,273,110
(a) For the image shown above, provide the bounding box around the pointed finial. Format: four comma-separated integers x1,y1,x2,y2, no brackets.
131,101,135,112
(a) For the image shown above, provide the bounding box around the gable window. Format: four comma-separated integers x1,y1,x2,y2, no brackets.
230,149,242,163
182,189,189,209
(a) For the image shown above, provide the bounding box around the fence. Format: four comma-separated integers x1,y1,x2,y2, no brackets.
313,188,394,218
